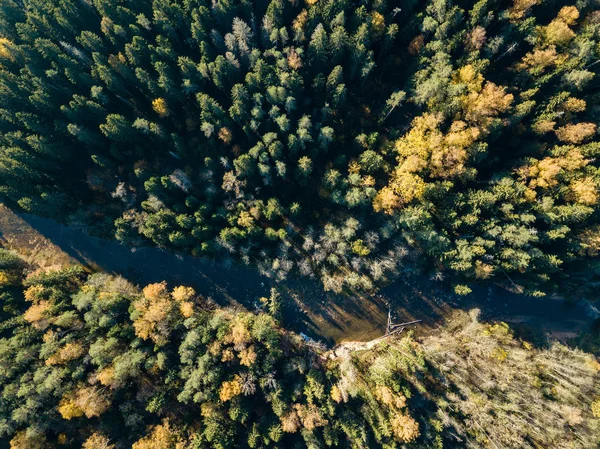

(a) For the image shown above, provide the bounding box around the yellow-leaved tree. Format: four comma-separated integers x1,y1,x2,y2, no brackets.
374,65,512,214
58,386,110,420
132,420,185,449
132,282,196,345
82,433,115,449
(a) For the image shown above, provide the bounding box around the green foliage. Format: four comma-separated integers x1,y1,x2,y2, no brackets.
1,260,598,448
0,249,23,270
0,260,430,448
0,0,599,297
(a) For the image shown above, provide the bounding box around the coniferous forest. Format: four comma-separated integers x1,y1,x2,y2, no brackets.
0,0,600,448
0,250,599,448
0,0,599,295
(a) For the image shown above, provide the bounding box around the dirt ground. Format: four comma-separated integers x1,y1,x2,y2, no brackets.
0,204,597,346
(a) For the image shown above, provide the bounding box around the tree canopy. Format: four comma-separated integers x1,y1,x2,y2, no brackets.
0,251,598,448
0,1,599,295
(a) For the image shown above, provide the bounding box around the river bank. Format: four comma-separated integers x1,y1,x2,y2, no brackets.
0,204,596,346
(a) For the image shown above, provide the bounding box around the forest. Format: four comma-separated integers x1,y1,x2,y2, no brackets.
0,0,599,295
0,0,600,447
0,249,598,448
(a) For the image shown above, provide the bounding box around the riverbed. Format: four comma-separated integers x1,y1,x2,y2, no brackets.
0,204,596,346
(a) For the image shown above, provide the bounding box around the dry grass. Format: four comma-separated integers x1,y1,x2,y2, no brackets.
0,204,78,268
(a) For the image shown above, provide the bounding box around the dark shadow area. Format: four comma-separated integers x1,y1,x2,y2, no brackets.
7,210,273,303
1,205,597,347
379,276,599,349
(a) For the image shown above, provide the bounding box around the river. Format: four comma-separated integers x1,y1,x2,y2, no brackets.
0,204,596,346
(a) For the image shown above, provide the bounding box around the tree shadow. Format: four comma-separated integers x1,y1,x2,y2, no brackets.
1,205,596,349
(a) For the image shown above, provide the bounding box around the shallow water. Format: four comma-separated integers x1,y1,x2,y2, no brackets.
0,204,595,346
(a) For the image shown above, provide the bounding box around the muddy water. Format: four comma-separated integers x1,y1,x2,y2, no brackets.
0,204,596,345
